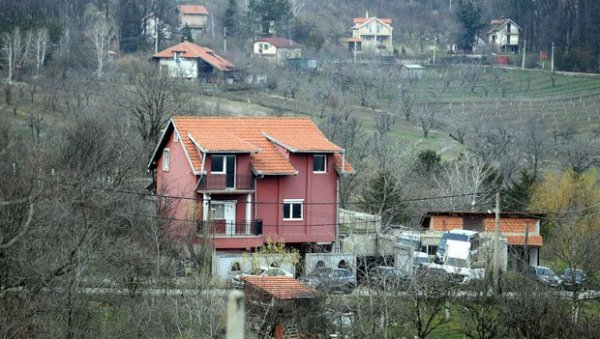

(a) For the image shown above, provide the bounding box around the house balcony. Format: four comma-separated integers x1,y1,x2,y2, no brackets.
197,219,263,237
197,175,255,193
196,219,265,249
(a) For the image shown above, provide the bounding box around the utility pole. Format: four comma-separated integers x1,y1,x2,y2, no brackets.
154,16,159,54
226,290,245,339
521,40,526,70
353,41,357,63
551,41,555,73
223,27,227,53
493,192,500,294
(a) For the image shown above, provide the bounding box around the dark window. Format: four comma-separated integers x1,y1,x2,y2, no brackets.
507,23,511,33
464,216,483,231
211,155,224,173
283,200,303,220
313,154,326,173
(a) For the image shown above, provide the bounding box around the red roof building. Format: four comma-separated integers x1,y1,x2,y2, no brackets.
253,37,301,65
153,41,235,80
421,211,545,270
148,116,354,251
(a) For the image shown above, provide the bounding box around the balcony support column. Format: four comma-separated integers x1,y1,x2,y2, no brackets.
246,193,252,234
202,193,209,221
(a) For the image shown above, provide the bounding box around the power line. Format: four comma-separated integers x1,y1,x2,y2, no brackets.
0,170,490,206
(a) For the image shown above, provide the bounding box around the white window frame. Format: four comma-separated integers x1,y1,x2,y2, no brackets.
211,155,226,174
210,154,236,176
313,154,327,173
162,148,170,171
283,199,304,221
174,131,179,142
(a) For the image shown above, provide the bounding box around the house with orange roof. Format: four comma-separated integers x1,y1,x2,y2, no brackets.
253,37,301,65
486,18,521,53
420,211,545,271
177,4,208,40
148,116,354,257
347,12,393,56
153,41,236,82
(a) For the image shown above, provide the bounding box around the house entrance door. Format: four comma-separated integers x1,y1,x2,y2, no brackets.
211,201,237,236
223,201,236,235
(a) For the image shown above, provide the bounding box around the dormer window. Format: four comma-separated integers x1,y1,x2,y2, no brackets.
313,154,326,173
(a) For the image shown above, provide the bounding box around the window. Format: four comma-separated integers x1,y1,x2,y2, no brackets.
283,199,303,220
174,132,179,142
211,155,225,173
211,203,225,219
162,149,170,171
507,23,511,33
313,154,326,173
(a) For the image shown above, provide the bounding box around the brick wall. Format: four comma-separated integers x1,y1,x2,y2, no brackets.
429,216,464,231
483,217,538,234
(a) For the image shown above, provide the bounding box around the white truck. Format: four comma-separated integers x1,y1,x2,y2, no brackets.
430,233,485,282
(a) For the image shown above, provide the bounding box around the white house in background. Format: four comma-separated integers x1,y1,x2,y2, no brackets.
177,4,208,41
487,18,521,53
142,12,172,42
153,41,235,82
253,37,301,65
346,13,393,56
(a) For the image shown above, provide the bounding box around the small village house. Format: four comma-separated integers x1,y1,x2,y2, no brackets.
153,41,236,82
346,12,393,56
420,211,544,271
487,18,521,53
253,37,301,65
148,116,354,281
177,4,208,41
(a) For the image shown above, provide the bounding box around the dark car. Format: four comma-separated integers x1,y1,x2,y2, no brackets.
299,268,356,294
561,268,587,290
368,266,409,290
529,265,562,288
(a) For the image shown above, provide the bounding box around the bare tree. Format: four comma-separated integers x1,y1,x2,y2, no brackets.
1,27,32,81
117,65,194,146
434,153,498,210
32,28,49,74
85,8,116,79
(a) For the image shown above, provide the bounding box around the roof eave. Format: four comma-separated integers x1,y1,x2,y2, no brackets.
147,119,174,170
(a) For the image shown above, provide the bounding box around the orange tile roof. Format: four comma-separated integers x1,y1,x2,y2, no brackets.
506,235,543,247
177,5,208,15
354,17,392,25
242,276,317,299
153,41,235,72
188,130,259,153
171,116,353,175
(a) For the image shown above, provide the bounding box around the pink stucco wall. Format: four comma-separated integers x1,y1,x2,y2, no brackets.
256,153,337,244
156,135,339,249
156,130,199,240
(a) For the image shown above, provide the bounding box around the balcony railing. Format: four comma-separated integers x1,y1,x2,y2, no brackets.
197,219,263,237
197,175,255,191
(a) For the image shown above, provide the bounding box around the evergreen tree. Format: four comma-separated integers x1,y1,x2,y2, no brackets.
223,0,238,36
248,0,291,36
359,170,409,227
501,171,537,211
454,0,485,51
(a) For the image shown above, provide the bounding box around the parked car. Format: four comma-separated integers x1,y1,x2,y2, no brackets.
528,265,562,288
299,267,356,294
561,268,587,290
368,266,409,290
230,266,293,289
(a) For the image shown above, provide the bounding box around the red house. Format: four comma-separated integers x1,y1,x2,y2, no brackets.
148,116,353,252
